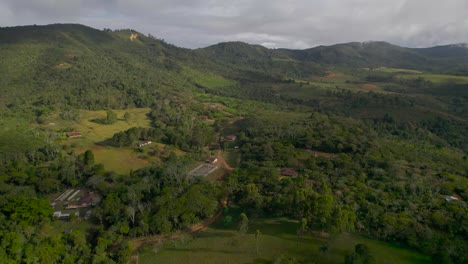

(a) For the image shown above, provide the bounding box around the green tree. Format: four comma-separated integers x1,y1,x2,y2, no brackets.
83,150,95,166
298,218,308,235
255,229,262,255
319,243,329,254
239,213,249,235
106,110,117,124
123,112,131,122
223,215,233,227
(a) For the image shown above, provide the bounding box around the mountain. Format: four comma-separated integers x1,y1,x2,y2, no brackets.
195,41,325,78
198,41,468,74
414,43,468,58
280,41,429,67
1,23,468,114
0,24,224,111
0,24,467,264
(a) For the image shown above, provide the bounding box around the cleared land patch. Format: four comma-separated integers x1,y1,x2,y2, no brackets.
39,108,184,173
396,73,468,84
140,217,430,264
75,108,152,143
359,83,381,91
373,67,423,74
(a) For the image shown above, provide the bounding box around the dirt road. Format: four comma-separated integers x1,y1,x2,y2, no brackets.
129,117,240,263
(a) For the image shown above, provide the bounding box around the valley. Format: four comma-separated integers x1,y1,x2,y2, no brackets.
0,24,466,264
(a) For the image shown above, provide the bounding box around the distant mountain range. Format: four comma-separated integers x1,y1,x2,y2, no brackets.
198,40,468,74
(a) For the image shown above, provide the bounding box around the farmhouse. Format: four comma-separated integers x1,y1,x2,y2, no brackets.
205,157,218,164
52,211,71,220
84,210,92,219
56,189,76,201
66,131,81,138
444,195,459,202
53,211,62,218
66,192,97,209
280,168,298,177
137,141,152,147
226,135,237,141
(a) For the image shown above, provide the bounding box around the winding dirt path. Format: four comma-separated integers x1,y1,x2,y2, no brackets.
129,117,240,264
129,207,224,264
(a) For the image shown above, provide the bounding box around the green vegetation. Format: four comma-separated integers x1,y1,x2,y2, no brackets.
396,73,468,84
0,24,467,263
140,217,430,264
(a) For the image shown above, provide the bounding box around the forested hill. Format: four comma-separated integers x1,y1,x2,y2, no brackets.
1,23,467,263
0,24,227,111
199,41,468,74
2,23,468,115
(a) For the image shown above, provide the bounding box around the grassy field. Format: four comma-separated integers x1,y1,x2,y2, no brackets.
73,108,152,142
41,108,152,143
183,67,238,88
139,217,430,264
371,67,468,84
396,73,468,84
373,67,423,74
75,142,185,174
81,145,151,173
38,108,186,174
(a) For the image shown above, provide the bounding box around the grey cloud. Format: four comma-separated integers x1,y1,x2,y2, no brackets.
1,0,468,49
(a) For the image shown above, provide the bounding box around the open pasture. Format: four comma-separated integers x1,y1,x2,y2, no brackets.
139,217,430,264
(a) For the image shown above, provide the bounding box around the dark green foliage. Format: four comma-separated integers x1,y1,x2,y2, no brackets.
0,23,467,263
239,213,249,235
344,244,375,264
106,110,118,124
123,111,130,122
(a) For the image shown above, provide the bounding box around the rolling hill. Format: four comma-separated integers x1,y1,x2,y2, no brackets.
1,23,468,112
0,23,467,264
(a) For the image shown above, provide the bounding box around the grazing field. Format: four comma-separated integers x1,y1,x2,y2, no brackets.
80,145,151,174
373,67,423,74
73,108,152,143
139,217,430,264
75,142,184,174
40,108,186,173
41,108,152,143
396,73,468,84
182,67,238,88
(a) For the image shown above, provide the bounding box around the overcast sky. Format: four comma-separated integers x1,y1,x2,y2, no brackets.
1,0,467,49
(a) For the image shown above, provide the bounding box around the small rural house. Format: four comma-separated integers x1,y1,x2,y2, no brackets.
226,135,237,141
52,211,71,220
66,192,97,209
280,168,298,177
444,195,459,202
137,141,152,147
66,131,81,138
205,157,218,164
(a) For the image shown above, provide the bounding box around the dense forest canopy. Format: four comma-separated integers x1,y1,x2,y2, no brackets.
0,24,466,263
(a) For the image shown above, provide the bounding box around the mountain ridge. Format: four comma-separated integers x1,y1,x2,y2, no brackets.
3,23,467,52
1,23,468,113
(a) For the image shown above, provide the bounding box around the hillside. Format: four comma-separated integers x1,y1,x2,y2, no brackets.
1,24,467,114
0,24,228,113
0,23,467,263
198,40,468,74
